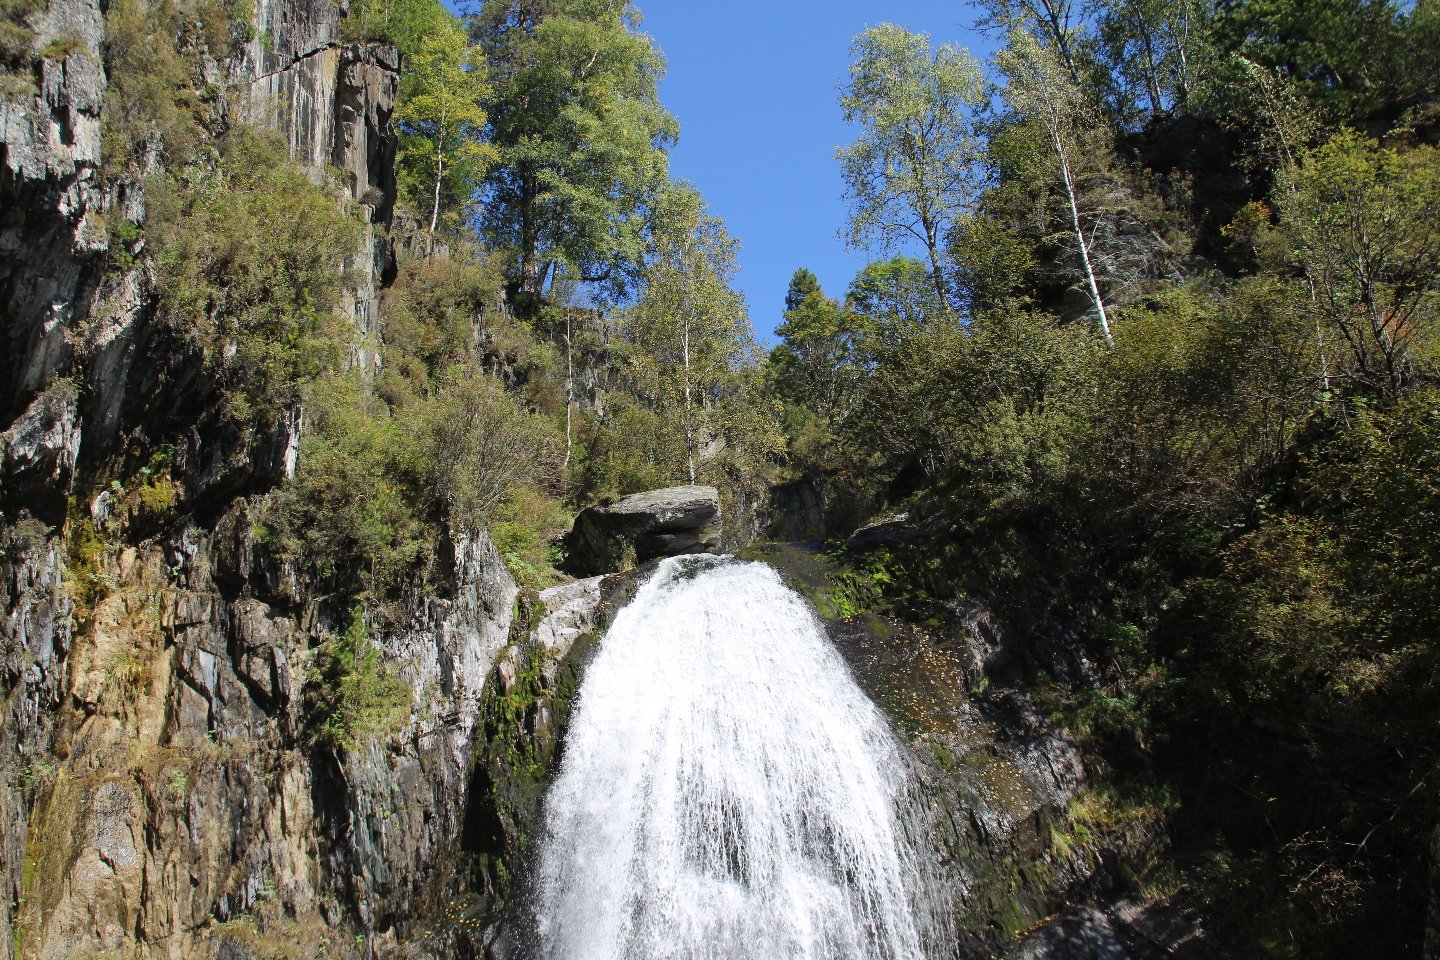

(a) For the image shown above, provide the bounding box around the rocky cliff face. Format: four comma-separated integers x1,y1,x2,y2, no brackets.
0,0,532,956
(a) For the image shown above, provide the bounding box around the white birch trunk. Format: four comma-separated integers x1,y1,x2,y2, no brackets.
1052,125,1114,347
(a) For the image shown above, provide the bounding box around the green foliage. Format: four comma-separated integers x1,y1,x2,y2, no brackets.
412,370,566,537
770,288,860,423
473,0,678,300
1211,0,1438,124
105,217,145,274
821,546,941,619
268,363,563,602
490,486,570,590
341,0,450,58
102,0,249,173
571,396,683,502
1277,131,1440,398
146,129,362,422
1093,0,1211,122
37,33,89,60
948,216,1037,316
308,608,412,749
783,268,820,313
394,15,496,239
0,0,43,81
267,374,432,599
611,182,781,498
377,254,505,402
838,23,985,307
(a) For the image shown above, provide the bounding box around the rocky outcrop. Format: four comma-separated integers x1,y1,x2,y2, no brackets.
323,531,518,935
0,0,434,955
747,541,1172,958
232,2,399,366
565,484,721,576
5,500,520,959
1005,897,1231,959
0,0,107,423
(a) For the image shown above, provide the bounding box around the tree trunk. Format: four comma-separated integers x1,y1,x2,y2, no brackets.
1052,125,1114,347
428,137,444,249
683,312,696,484
924,220,948,313
563,312,574,473
520,171,541,297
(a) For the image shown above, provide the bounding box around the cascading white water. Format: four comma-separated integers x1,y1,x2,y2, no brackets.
531,555,950,960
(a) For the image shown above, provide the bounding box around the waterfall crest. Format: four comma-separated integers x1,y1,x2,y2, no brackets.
530,555,951,960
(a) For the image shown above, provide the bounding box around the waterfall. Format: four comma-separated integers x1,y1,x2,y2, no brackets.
528,555,951,960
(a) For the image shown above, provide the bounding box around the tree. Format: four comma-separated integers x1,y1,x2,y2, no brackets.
837,24,985,310
948,215,1037,317
784,267,821,312
343,0,452,58
395,18,495,243
1093,0,1211,120
1211,0,1418,123
472,0,677,304
771,287,859,424
1277,132,1440,398
622,184,755,484
845,256,944,363
971,0,1088,87
997,28,1116,346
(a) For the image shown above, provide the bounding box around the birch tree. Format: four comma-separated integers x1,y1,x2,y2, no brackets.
394,21,494,246
837,24,985,311
972,0,1088,87
997,28,1115,347
622,184,753,485
1094,0,1210,120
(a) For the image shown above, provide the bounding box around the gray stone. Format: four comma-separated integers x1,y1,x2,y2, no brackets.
0,379,80,521
566,484,721,575
534,576,605,662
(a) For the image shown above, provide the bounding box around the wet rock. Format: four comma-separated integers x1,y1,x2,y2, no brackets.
1008,905,1156,959
1006,897,1232,960
566,485,720,575
321,529,518,931
533,576,605,664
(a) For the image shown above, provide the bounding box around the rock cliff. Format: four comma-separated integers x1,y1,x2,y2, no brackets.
0,0,525,955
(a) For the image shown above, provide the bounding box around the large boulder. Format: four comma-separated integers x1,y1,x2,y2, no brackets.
565,485,721,575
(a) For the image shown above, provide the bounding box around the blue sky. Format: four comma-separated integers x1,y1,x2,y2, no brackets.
638,1,995,342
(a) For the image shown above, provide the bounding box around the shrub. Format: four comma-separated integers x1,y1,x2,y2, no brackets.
266,374,431,599
102,0,250,173
308,609,411,749
377,255,504,405
489,484,570,589
411,369,566,536
147,128,362,423
340,0,449,59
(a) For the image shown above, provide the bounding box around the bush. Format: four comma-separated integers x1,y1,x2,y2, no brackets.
489,485,570,590
147,129,362,423
308,609,411,749
377,255,504,406
269,367,565,601
102,0,250,172
339,0,449,60
411,369,566,536
266,374,431,599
